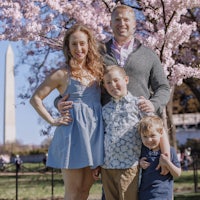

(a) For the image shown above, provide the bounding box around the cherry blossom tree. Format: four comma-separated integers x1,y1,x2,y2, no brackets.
0,0,113,46
0,0,115,97
1,0,200,144
176,8,200,102
135,0,200,147
137,1,200,85
1,0,199,87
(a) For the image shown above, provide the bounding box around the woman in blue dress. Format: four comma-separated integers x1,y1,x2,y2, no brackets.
30,24,104,200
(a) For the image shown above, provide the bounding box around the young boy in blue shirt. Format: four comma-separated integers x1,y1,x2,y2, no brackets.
138,115,181,200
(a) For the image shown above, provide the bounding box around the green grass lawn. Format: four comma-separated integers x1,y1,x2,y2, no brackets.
174,170,200,200
0,163,199,199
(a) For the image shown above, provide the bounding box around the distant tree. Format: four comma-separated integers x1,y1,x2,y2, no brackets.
41,137,52,149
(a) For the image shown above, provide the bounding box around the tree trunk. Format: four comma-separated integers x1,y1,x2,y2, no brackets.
166,86,177,149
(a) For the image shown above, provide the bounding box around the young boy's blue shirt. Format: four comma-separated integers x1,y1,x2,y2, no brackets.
102,92,145,169
139,146,181,200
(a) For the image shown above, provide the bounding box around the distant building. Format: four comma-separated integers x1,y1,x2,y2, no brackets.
173,113,200,126
3,45,16,144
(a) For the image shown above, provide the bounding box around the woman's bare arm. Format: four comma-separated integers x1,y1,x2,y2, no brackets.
30,68,69,126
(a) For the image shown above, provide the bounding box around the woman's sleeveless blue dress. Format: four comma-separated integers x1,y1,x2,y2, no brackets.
47,77,104,169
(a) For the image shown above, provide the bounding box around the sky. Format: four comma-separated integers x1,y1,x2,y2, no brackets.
0,41,58,145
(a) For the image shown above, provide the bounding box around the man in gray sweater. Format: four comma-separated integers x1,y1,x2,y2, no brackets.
101,5,170,115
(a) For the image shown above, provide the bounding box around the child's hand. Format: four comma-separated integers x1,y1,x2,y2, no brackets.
139,157,150,169
92,166,101,181
156,153,170,175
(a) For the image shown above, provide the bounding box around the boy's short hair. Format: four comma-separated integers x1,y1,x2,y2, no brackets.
103,65,127,77
138,115,164,136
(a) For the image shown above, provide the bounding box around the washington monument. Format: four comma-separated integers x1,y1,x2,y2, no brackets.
3,44,16,144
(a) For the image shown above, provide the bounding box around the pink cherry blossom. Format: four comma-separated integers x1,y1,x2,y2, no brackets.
0,0,199,87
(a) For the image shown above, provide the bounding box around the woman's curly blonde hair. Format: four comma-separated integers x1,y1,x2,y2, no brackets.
63,24,104,83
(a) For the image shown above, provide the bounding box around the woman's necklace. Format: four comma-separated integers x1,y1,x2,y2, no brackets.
75,65,96,86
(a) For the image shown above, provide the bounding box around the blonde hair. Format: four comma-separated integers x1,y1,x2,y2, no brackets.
111,5,135,20
103,65,127,77
63,24,103,82
138,115,164,136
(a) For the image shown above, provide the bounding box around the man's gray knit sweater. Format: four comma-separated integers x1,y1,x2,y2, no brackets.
102,39,170,115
